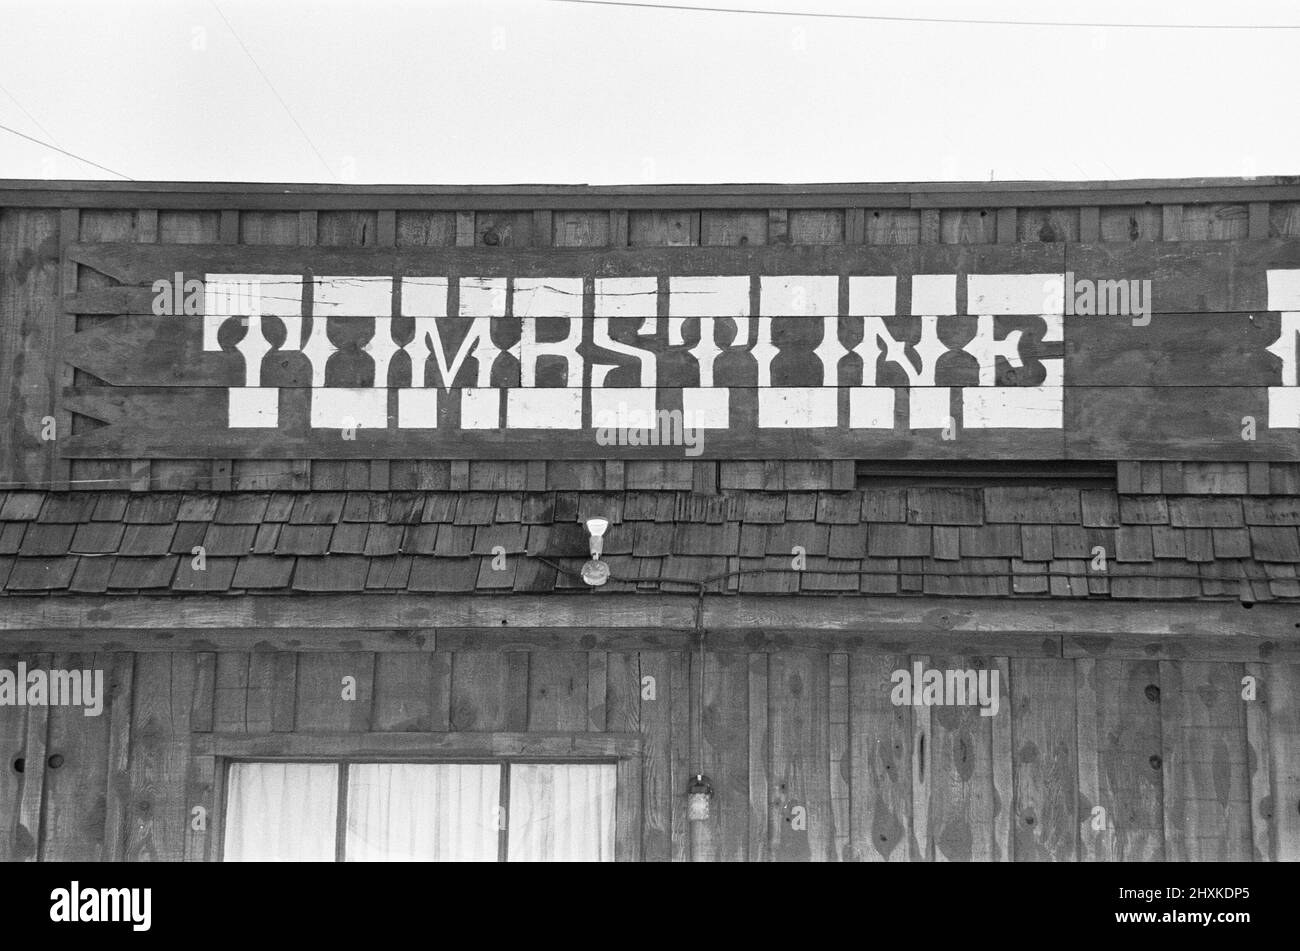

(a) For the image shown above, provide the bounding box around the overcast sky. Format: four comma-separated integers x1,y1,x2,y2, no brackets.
1,0,1297,185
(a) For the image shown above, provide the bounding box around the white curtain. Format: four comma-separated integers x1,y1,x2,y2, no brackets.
507,764,616,862
345,763,500,861
224,763,339,861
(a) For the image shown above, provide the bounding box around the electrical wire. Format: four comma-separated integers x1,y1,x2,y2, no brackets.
545,0,1300,30
0,121,132,181
209,1,338,183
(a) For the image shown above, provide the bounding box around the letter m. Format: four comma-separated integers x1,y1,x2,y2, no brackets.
407,316,501,389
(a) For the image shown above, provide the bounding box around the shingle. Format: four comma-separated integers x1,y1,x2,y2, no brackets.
906,488,983,525
1151,526,1187,560
264,493,297,522
252,523,280,554
737,524,766,558
421,493,457,523
214,493,269,524
275,525,334,556
932,526,960,560
829,524,870,559
983,487,1080,523
0,522,27,555
108,556,177,589
1021,525,1054,562
495,493,523,523
521,493,557,524
364,524,405,557
868,524,931,557
921,558,1008,596
767,522,831,556
329,522,370,554
39,494,97,523
816,492,864,525
740,494,786,524
1263,563,1300,598
433,524,477,557
291,493,345,524
6,556,76,590
125,495,181,524
959,525,1021,558
386,493,424,525
1079,490,1120,528
1118,496,1168,525
169,522,208,555
801,558,861,592
92,493,129,521
19,523,75,557
552,492,580,523
455,494,498,526
1184,528,1214,563
513,555,558,592
1168,497,1244,529
69,522,124,554
578,492,624,525
1212,528,1252,559
0,491,44,520
1012,559,1049,594
232,556,295,589
531,522,585,557
69,556,115,593
1110,562,1200,599
1243,498,1300,526
176,493,219,522
672,522,739,556
1048,559,1089,597
408,556,480,592
202,523,257,557
633,523,675,557
472,524,529,555
402,523,441,555
172,557,237,592
476,555,517,590
737,556,799,594
899,557,925,592
1051,525,1090,559
785,493,819,521
292,555,369,592
1250,527,1300,562
600,523,634,556
1115,526,1154,562
860,488,907,523
342,492,388,522
366,555,412,589
860,557,898,594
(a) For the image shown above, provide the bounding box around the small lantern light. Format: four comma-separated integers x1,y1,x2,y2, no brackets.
582,517,610,586
687,774,714,822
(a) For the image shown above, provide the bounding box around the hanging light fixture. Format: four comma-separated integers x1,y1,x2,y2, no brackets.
687,774,714,822
581,517,610,586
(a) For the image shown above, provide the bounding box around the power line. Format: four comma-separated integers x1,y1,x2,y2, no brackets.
0,121,132,180
210,1,338,182
0,79,60,145
545,0,1300,29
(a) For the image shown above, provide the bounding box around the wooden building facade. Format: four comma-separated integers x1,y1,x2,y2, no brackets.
1,177,1299,861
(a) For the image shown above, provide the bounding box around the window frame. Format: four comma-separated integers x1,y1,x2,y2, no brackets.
199,731,642,863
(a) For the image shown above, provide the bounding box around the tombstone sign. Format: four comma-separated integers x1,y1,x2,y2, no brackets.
41,238,1300,460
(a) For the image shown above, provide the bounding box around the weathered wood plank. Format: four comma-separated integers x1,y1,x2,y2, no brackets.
449,652,508,732
927,654,997,861
1159,661,1252,861
768,651,831,861
102,652,133,862
697,650,748,861
848,652,911,861
294,653,374,733
1266,664,1300,860
1011,658,1078,861
1243,661,1274,861
0,655,31,860
639,651,672,861
747,652,769,862
124,653,193,861
372,652,437,731
527,651,587,732
39,651,111,860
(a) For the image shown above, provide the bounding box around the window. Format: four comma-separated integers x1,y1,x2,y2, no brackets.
222,761,617,862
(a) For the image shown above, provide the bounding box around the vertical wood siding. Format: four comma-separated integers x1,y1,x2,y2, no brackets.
2,649,1296,862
